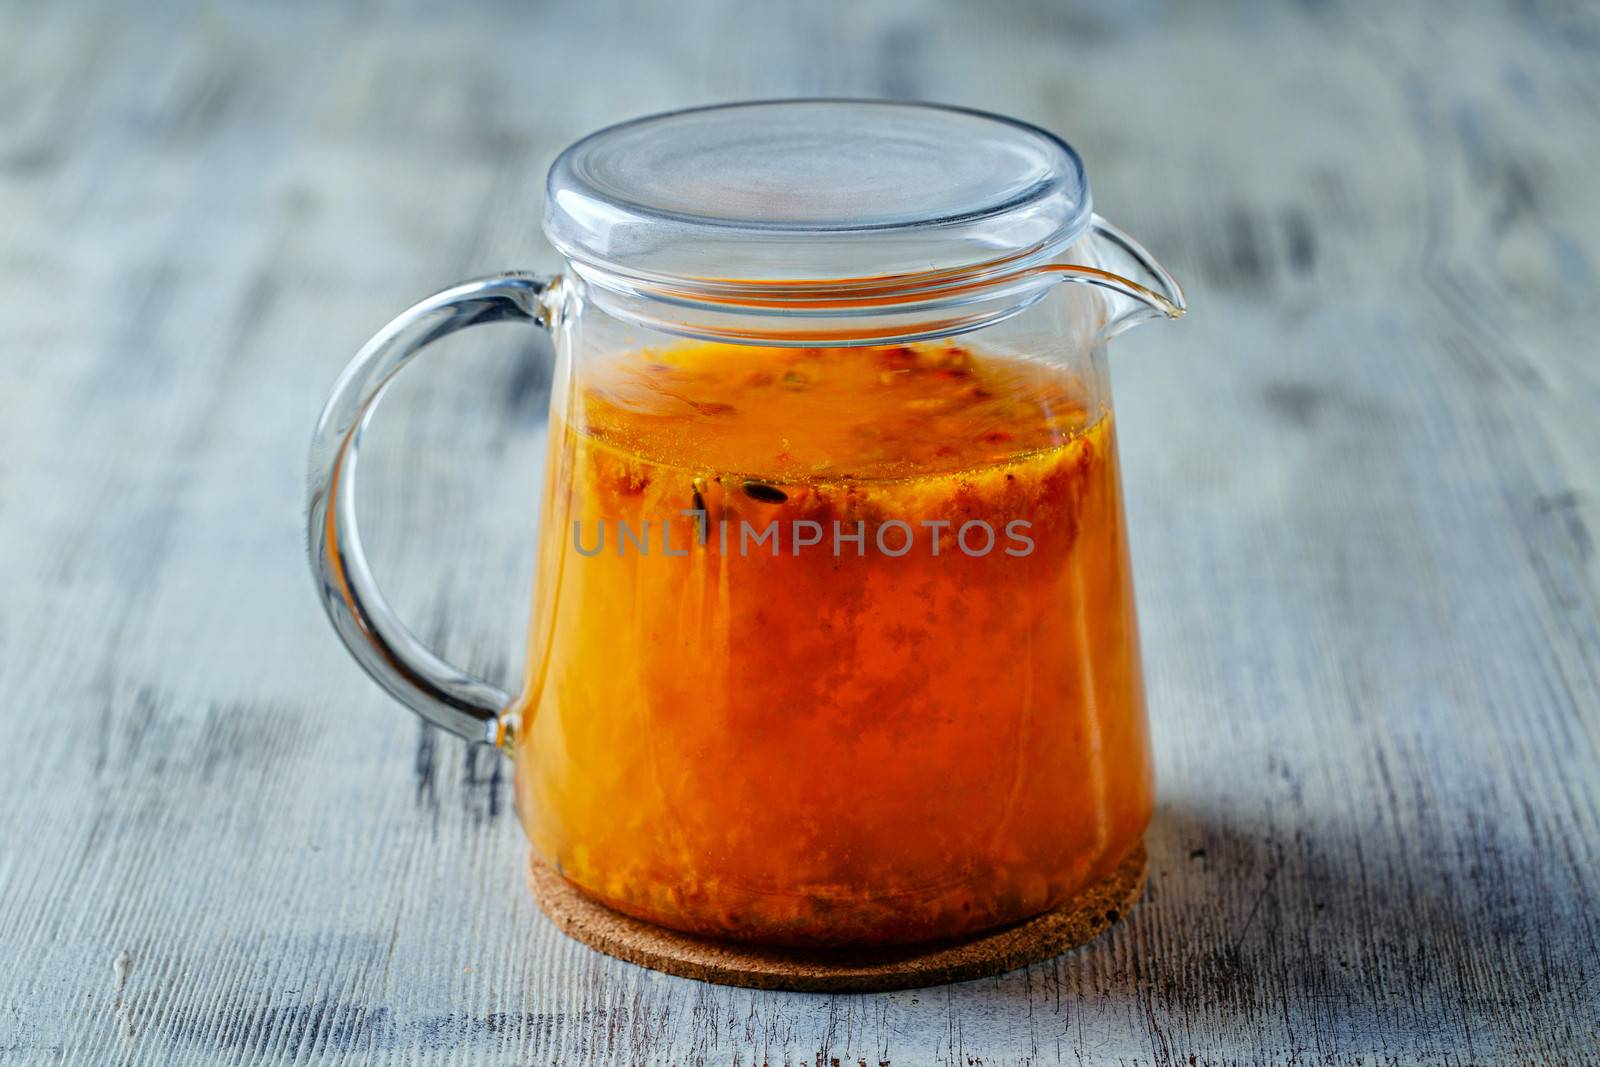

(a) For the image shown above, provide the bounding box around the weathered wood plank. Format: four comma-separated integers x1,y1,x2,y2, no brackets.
1,1,1597,1064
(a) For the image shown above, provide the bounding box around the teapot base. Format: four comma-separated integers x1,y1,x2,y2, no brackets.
528,841,1147,993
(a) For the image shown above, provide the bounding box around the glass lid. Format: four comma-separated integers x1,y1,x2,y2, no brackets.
543,100,1093,289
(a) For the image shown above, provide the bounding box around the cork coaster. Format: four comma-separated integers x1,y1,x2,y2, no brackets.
529,843,1147,992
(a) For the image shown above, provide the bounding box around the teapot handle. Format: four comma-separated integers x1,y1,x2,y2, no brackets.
306,273,556,748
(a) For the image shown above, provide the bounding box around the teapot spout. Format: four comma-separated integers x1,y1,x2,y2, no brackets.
1051,215,1186,339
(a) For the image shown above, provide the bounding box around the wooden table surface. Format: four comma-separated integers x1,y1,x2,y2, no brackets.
3,2,1598,1064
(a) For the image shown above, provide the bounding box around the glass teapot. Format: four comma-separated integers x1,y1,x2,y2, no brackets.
308,101,1184,948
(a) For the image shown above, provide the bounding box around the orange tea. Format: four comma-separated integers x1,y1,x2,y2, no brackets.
510,340,1153,947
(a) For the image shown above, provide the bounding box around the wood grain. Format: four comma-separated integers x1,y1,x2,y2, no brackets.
1,1,1597,1063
